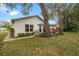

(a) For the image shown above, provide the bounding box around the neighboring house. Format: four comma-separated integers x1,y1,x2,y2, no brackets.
11,15,59,37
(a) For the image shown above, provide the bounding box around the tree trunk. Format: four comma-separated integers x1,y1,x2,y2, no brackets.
39,3,50,37
59,18,64,35
58,12,64,35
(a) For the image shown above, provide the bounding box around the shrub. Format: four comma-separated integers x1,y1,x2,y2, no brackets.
9,27,14,38
18,33,26,37
26,33,33,36
50,31,59,36
39,33,46,37
34,32,46,37
34,31,41,37
18,33,34,37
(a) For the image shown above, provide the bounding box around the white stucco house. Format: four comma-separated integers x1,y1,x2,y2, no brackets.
11,15,44,37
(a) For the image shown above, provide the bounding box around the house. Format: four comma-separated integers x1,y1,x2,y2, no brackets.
11,15,44,37
11,15,59,37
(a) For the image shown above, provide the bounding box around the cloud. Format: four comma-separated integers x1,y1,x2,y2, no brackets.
9,10,19,16
1,7,8,12
6,19,11,22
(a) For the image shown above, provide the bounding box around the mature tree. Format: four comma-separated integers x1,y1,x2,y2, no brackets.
45,3,76,34
39,3,50,37
6,3,50,37
63,4,79,32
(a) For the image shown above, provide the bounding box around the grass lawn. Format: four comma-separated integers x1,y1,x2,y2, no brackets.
0,31,9,40
1,32,79,56
0,31,9,45
0,31,9,55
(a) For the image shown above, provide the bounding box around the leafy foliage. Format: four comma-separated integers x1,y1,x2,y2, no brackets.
46,3,79,32
6,3,33,16
63,4,79,32
17,33,34,37
9,27,14,38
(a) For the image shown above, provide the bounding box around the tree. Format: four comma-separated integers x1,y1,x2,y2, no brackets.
6,3,50,37
63,4,79,32
45,3,76,35
39,3,50,37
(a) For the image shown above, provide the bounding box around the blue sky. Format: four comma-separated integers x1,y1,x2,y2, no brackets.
0,4,41,21
0,3,56,24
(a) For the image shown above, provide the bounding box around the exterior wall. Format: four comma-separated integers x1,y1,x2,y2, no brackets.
14,17,44,37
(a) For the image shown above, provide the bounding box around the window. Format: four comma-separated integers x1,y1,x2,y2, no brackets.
25,24,33,32
25,24,29,32
39,25,41,32
30,25,33,32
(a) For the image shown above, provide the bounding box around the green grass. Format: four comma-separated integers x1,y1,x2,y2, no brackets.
1,32,79,56
0,31,9,55
0,31,9,39
0,31,9,45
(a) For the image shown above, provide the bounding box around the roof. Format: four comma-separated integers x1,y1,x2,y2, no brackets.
11,15,58,25
11,15,43,22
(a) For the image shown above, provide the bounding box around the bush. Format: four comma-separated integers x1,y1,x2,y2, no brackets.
18,33,34,37
34,31,41,37
26,33,33,36
9,27,14,38
39,33,46,37
34,32,46,37
18,33,26,37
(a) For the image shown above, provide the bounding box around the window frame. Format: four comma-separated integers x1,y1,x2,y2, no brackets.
25,24,29,32
30,24,33,32
25,24,33,32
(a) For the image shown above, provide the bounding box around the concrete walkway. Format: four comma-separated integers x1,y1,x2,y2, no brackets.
4,33,34,42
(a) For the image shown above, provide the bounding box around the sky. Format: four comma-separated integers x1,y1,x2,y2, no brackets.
0,3,56,24
0,4,41,21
